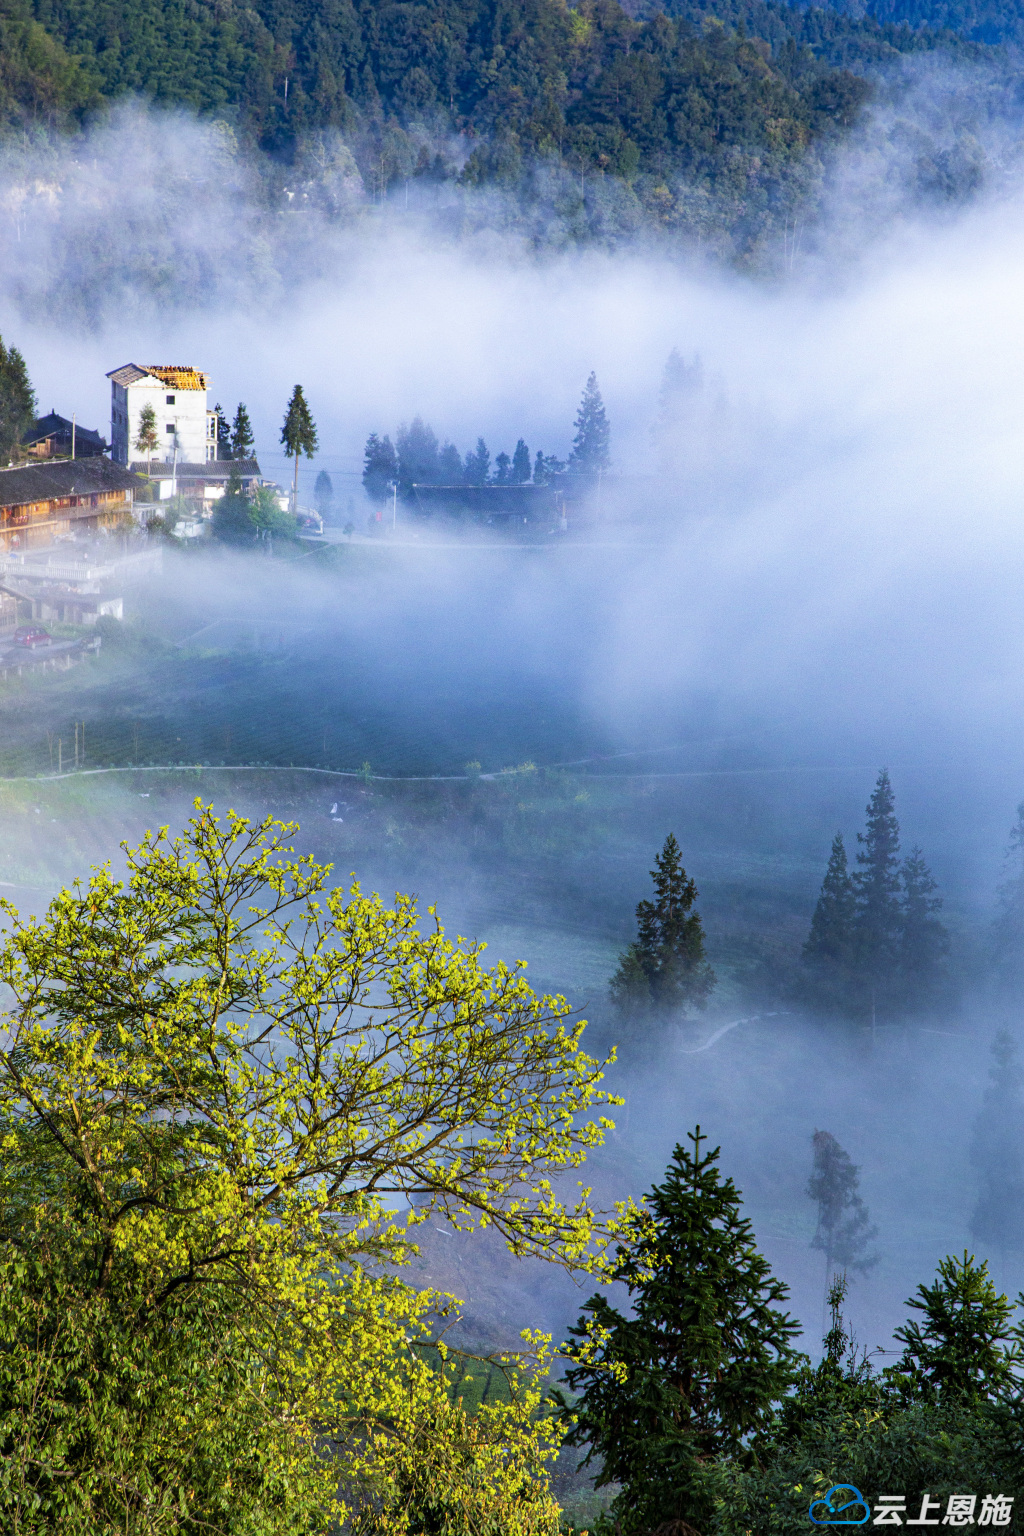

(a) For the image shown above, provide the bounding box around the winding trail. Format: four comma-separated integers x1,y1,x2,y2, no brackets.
680,1010,792,1054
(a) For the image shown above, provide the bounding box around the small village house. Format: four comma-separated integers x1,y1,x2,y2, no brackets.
144,457,263,505
108,364,217,467
22,412,109,460
0,460,142,551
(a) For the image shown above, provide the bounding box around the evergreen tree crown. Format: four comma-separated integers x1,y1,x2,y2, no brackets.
396,417,439,487
568,371,610,474
610,835,714,1020
231,403,255,460
560,1128,802,1530
463,437,490,485
891,1251,1022,1402
281,385,318,459
362,433,398,503
0,335,36,464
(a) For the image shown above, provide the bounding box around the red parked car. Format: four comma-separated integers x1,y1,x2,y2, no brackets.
13,626,52,648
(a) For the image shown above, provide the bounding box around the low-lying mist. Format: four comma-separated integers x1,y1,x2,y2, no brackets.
2,58,1024,1374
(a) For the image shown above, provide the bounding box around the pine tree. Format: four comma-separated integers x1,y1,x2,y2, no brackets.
532,450,563,484
0,336,36,464
511,439,531,483
437,442,463,483
314,470,334,520
610,834,715,1020
396,417,439,492
808,1130,877,1285
970,1031,1024,1271
362,433,398,503
898,846,950,1012
133,403,159,474
890,1251,1022,1403
852,769,903,1014
212,403,231,459
280,386,318,511
491,450,512,484
800,833,856,1012
568,371,610,474
991,802,1024,996
560,1128,802,1534
463,437,490,486
231,403,255,461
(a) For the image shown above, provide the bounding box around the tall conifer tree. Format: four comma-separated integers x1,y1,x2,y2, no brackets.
891,1252,1022,1403
437,442,463,483
463,437,490,486
800,833,855,1011
899,846,949,1011
568,371,610,474
212,403,231,459
849,769,903,1016
230,403,255,461
0,335,36,464
511,438,531,483
280,386,318,511
560,1128,802,1534
395,417,439,492
610,835,715,1021
362,433,398,503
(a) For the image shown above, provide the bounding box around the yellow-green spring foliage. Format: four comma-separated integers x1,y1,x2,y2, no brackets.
0,804,619,1533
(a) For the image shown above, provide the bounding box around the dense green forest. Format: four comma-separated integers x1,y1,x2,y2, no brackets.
0,0,1005,219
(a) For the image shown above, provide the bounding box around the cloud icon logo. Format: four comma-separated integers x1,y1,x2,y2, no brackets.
809,1486,871,1525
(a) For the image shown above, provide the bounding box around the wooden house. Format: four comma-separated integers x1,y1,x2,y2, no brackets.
0,460,143,550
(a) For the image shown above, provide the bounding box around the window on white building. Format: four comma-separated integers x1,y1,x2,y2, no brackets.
165,423,175,433
166,394,175,404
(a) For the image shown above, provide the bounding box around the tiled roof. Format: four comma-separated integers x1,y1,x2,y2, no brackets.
22,413,107,449
136,458,261,480
0,459,144,510
106,364,152,387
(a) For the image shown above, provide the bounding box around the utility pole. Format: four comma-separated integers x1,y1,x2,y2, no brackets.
391,480,398,532
71,413,76,461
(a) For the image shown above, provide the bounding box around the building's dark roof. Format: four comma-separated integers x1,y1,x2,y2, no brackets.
22,412,108,452
135,457,261,481
0,459,144,510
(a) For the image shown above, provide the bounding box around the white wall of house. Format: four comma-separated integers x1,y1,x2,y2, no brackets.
110,372,216,467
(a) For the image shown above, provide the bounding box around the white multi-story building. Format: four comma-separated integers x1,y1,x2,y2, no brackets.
107,364,217,467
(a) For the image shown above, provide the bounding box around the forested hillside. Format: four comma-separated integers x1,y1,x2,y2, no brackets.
0,0,98,130
0,0,1006,257
3,0,985,163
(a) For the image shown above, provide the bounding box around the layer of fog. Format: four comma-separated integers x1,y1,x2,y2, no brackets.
2,62,1024,1360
